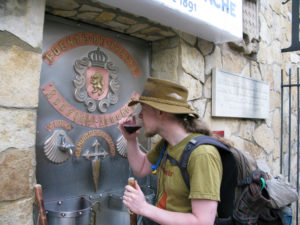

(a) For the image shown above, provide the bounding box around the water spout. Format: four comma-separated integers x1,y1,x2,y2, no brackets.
58,134,74,156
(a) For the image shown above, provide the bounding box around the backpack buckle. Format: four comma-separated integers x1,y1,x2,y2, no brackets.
189,139,197,145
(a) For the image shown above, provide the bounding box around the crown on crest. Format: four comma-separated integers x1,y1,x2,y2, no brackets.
88,47,108,67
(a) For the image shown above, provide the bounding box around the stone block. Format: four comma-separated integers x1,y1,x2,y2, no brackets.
272,158,281,175
140,35,162,42
289,52,300,64
95,12,116,22
104,21,130,32
0,198,34,225
141,27,174,37
269,1,282,14
253,124,275,154
126,23,149,34
179,72,202,101
270,40,282,64
0,149,35,200
52,10,77,17
221,44,246,74
257,41,272,64
229,135,262,160
174,30,197,46
203,101,212,126
79,5,103,12
151,73,177,82
291,114,298,142
262,63,273,82
151,47,178,81
269,90,281,112
0,109,36,151
197,38,215,56
116,16,137,25
250,61,262,80
241,61,250,77
281,18,291,48
239,121,255,141
191,99,207,118
272,14,281,41
0,46,41,108
76,12,99,21
280,1,291,18
271,109,281,139
272,139,280,160
181,40,204,83
204,46,222,76
203,76,211,99
152,37,179,52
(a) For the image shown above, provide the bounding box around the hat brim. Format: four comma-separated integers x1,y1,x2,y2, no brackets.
128,99,199,118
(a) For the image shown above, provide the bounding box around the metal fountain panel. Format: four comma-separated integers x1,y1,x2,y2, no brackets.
36,15,151,225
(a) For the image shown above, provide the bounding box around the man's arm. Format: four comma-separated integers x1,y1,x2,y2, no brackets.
126,137,152,177
123,182,218,225
144,199,217,225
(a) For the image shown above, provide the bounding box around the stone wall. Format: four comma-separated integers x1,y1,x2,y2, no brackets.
0,0,45,224
0,0,299,224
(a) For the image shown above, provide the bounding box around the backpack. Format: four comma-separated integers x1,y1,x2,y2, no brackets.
164,135,281,225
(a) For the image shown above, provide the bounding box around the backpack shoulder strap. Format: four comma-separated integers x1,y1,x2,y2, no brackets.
167,135,238,218
169,135,231,188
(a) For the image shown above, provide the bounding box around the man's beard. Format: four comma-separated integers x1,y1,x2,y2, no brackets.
144,128,156,138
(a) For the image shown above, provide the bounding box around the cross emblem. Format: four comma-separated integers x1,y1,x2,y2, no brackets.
83,139,109,160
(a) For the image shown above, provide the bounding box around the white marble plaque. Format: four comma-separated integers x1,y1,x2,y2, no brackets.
212,68,269,119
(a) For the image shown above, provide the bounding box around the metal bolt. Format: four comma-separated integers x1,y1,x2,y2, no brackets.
61,213,66,217
57,201,62,205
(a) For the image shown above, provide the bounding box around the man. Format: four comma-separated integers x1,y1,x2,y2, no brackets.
119,77,222,225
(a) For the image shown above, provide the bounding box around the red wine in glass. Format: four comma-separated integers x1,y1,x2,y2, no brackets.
123,124,141,134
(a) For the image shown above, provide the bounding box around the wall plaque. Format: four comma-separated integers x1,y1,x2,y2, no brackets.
212,68,269,119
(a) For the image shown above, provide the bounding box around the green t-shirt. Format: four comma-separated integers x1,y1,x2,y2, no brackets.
147,134,222,213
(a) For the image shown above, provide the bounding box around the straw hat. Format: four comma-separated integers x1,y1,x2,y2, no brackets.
129,77,198,118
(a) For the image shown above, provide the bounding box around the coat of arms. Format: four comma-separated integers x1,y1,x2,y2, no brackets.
73,47,120,113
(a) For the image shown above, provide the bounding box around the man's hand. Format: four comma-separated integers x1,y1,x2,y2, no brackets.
123,180,148,215
118,116,140,140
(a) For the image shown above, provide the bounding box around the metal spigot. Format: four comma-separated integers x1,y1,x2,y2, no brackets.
58,134,74,156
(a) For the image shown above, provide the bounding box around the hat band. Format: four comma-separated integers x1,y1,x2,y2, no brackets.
139,96,190,108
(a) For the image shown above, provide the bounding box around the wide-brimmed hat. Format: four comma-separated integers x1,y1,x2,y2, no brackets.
129,77,198,118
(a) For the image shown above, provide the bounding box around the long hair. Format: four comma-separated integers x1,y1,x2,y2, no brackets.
175,114,234,148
